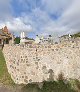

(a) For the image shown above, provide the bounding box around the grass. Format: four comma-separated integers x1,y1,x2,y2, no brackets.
21,73,80,92
21,80,77,92
0,49,15,85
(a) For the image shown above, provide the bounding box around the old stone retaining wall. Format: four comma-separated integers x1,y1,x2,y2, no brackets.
2,39,80,84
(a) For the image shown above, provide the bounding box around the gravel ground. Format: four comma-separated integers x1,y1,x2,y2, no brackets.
0,84,22,92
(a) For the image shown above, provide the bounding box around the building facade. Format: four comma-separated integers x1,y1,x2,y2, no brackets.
0,26,13,48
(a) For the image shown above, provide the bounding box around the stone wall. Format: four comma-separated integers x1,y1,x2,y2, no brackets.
2,39,80,84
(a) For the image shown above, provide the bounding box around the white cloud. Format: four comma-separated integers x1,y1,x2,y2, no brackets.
0,18,32,33
59,0,80,33
0,0,80,37
0,0,13,20
41,0,73,15
40,0,80,36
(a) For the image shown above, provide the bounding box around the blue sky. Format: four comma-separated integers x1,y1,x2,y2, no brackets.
0,0,80,38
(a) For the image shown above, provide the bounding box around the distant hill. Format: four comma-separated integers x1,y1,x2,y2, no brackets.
25,37,34,40
72,32,80,38
61,32,80,38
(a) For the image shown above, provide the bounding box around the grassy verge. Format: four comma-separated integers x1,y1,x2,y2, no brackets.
21,80,77,92
0,49,15,85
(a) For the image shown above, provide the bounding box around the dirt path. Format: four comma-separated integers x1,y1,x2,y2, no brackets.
0,83,22,92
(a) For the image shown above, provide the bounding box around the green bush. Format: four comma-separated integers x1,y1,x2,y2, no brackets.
15,37,20,44
21,80,76,92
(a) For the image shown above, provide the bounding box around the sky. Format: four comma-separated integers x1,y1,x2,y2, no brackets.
0,0,80,38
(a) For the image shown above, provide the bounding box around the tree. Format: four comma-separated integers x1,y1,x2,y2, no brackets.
15,37,20,44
